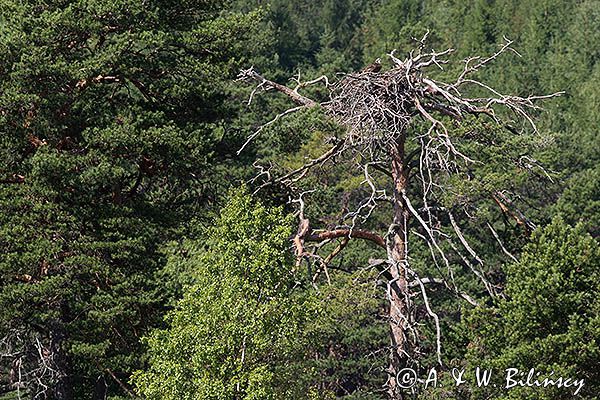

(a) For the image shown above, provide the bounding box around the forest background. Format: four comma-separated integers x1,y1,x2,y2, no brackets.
0,0,598,399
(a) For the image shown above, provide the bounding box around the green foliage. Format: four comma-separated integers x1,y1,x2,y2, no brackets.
1,0,598,398
460,219,600,399
233,0,373,73
303,270,388,399
133,192,390,399
0,0,266,397
554,166,600,237
132,191,319,399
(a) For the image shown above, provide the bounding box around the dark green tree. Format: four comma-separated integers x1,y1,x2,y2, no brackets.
461,219,600,399
0,0,263,398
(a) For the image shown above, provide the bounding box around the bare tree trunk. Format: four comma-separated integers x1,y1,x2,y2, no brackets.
386,137,409,399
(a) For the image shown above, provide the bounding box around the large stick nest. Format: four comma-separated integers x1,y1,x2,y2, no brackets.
327,63,416,145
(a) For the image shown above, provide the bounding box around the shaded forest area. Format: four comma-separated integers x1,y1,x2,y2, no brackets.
0,0,598,399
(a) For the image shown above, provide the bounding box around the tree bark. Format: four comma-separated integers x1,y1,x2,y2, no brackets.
386,136,409,399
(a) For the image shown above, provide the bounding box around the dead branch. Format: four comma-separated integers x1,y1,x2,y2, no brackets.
306,229,385,248
492,190,536,233
313,237,349,285
105,368,140,399
487,222,518,263
237,67,317,107
276,140,345,185
1,174,25,184
0,328,65,399
407,276,479,306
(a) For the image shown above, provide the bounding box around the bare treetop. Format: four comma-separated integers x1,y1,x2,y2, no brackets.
239,35,560,160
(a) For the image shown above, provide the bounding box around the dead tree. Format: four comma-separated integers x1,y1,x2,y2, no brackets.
238,34,561,399
0,326,71,400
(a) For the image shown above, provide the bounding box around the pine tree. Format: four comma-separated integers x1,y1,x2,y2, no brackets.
462,219,600,399
0,1,262,397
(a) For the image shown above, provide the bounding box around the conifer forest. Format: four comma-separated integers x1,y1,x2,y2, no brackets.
0,0,599,399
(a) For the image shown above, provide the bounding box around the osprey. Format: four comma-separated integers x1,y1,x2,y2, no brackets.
361,58,382,73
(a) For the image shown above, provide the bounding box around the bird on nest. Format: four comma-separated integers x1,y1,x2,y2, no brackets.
360,58,382,73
